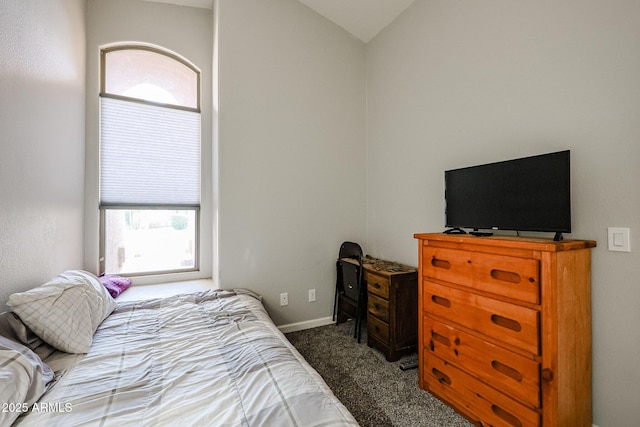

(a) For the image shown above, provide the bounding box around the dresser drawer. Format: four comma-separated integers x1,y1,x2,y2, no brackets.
422,246,540,304
368,314,389,344
424,315,540,408
424,281,539,354
366,272,390,299
368,294,389,323
424,355,540,427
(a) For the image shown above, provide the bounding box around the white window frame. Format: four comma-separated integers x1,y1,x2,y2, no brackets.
98,45,202,277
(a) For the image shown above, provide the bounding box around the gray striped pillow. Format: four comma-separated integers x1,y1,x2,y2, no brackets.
0,336,54,425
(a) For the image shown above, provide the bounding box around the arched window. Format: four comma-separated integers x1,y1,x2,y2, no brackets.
101,46,199,109
99,45,201,276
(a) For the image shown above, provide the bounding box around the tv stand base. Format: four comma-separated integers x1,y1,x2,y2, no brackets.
470,231,493,237
443,227,466,234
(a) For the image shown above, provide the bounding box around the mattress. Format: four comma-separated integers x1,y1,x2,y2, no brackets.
14,289,358,426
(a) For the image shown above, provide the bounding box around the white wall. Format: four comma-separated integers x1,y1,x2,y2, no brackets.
217,0,367,326
84,0,214,283
0,0,86,312
2,1,635,424
366,1,640,425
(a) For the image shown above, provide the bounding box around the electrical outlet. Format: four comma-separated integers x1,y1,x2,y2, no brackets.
308,289,316,302
280,292,289,306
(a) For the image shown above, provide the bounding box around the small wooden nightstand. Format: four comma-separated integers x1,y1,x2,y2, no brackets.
363,257,418,362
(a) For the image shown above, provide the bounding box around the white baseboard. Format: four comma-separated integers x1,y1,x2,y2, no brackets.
277,316,335,334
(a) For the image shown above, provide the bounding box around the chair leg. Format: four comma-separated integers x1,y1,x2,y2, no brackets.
355,300,363,343
353,300,359,340
333,260,341,323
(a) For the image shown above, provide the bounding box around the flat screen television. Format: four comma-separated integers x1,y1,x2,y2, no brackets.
444,150,571,240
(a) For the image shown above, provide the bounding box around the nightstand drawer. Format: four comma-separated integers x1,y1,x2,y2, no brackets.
424,355,540,427
368,294,389,323
422,246,540,304
366,272,390,299
424,281,539,354
424,315,540,408
368,314,389,344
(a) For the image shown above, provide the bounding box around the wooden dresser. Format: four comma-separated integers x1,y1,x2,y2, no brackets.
414,233,596,427
362,257,418,362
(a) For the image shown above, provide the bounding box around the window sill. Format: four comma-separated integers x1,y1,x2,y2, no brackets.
116,278,217,302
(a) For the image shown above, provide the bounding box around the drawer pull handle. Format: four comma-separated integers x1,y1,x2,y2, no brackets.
373,283,381,289
491,314,522,332
431,295,451,308
491,405,522,427
491,360,523,382
431,331,451,347
432,368,451,385
431,257,451,270
542,368,555,382
490,269,521,284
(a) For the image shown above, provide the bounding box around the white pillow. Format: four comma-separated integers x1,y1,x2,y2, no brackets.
7,270,117,353
0,336,54,426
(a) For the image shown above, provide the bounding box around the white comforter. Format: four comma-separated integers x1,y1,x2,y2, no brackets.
15,290,358,426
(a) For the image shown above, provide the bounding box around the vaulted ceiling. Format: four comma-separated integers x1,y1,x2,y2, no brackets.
296,0,415,42
141,0,415,43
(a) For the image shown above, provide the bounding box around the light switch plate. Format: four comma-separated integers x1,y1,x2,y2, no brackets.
608,227,631,252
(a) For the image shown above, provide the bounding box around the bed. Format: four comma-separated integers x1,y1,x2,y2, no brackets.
0,271,358,426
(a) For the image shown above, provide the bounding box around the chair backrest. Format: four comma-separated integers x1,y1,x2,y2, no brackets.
338,241,362,262
337,242,363,301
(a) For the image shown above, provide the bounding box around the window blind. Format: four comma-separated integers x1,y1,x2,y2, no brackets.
100,97,201,206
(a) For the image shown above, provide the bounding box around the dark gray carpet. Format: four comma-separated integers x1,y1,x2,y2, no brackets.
285,321,472,427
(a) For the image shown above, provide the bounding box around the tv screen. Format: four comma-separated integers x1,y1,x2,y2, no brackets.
445,150,571,237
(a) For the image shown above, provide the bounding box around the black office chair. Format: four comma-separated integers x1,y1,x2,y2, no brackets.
333,241,366,343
